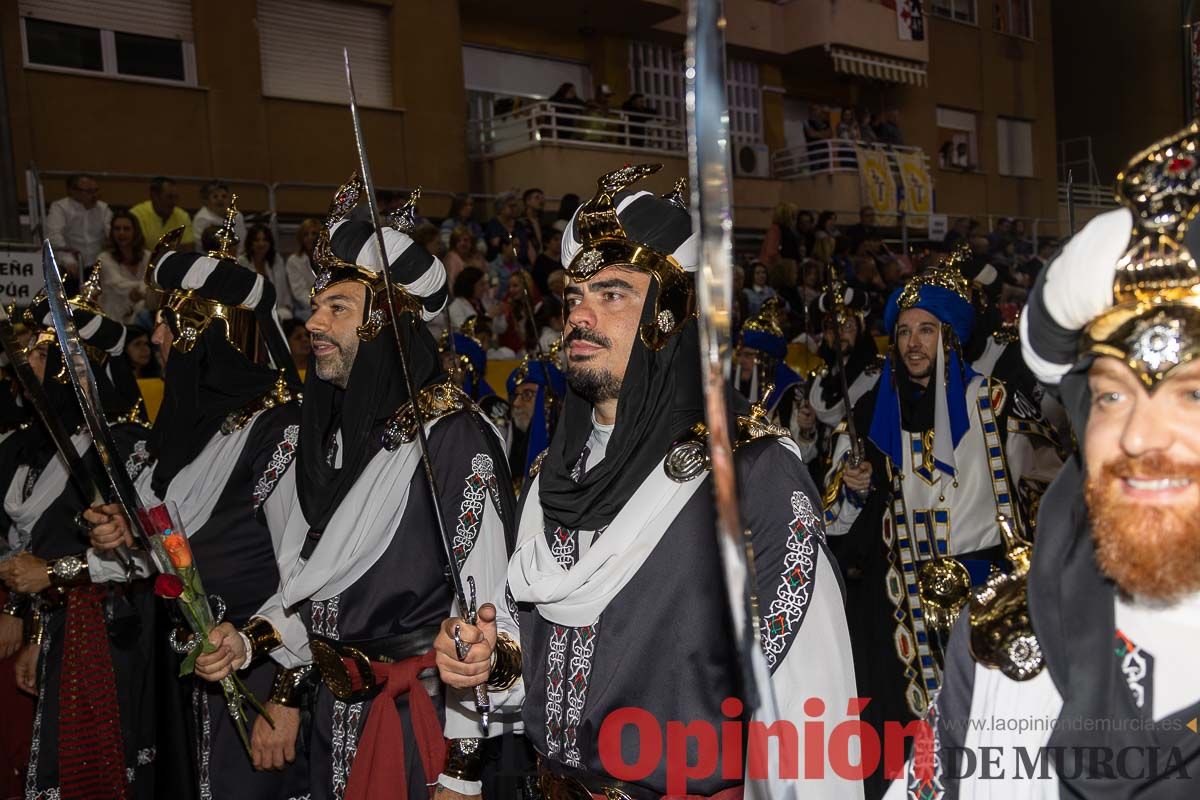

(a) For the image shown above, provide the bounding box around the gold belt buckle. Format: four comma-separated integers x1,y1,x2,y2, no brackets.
310,638,376,700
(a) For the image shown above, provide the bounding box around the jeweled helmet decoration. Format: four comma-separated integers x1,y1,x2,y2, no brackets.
561,164,698,351
311,173,447,342
1080,123,1200,388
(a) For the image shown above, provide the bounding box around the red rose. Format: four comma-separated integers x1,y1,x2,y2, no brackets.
154,573,184,599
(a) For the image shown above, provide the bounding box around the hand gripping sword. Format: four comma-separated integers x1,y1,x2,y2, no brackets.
686,3,794,798
344,50,491,729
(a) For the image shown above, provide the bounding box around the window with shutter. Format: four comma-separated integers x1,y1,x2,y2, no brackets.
257,0,393,108
19,0,195,85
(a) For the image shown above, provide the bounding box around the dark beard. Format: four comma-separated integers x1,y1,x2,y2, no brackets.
566,363,621,404
1085,452,1200,602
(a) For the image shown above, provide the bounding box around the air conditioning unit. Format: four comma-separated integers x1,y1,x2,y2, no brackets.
733,142,771,178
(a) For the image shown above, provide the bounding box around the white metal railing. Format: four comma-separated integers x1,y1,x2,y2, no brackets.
467,101,686,158
771,139,932,180
1058,180,1117,208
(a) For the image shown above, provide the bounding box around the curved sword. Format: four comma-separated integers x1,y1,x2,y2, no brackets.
344,50,491,729
687,3,794,798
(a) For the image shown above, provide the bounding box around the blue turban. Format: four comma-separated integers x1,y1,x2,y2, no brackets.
741,326,788,360
507,358,566,477
868,284,977,477
453,333,495,400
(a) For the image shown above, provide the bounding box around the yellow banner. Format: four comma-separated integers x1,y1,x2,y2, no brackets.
893,149,933,227
856,145,897,220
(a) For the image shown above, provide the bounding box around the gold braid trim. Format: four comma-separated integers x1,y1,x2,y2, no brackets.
487,631,522,691
381,381,476,450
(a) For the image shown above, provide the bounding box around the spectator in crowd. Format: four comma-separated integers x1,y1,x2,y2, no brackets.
411,222,442,258
874,108,904,146
532,227,563,294
1015,237,1057,286
621,92,657,148
497,270,540,353
811,210,840,262
46,172,111,274
191,180,246,255
548,82,585,109
844,206,880,251
805,105,834,171
548,82,586,140
449,266,497,332
546,268,567,301
238,223,293,321
439,194,482,249
742,260,778,318
796,209,817,256
484,191,524,261
282,318,311,375
536,294,565,353
488,232,524,288
444,225,487,292
123,326,158,379
130,176,194,251
285,218,321,321
767,258,803,334
198,224,223,254
582,84,617,142
554,193,581,233
97,210,150,325
943,216,972,247
1012,218,1033,256
987,216,1013,252
759,202,802,266
837,106,860,140
857,108,879,144
518,188,545,264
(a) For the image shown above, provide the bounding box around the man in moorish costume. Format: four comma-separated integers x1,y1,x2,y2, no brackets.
888,122,1200,800
504,353,565,491
822,255,1063,798
435,164,862,799
0,276,154,800
85,205,307,799
191,175,517,800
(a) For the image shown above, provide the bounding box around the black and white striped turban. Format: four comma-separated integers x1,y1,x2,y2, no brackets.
1020,207,1134,385
151,250,294,374
30,296,127,357
561,189,699,273
325,218,448,323
153,251,278,311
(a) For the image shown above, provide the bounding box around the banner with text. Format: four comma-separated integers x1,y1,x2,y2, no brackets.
0,249,44,304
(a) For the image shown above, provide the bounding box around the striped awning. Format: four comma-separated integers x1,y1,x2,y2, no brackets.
829,46,927,86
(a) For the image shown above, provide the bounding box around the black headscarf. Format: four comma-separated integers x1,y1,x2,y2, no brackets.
538,280,705,532
148,252,301,498
295,311,443,534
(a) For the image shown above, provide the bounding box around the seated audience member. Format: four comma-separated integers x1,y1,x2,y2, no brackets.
282,318,310,375
97,210,151,325
46,172,111,273
191,180,246,255
238,223,294,320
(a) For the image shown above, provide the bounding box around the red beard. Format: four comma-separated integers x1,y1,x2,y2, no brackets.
1085,452,1200,601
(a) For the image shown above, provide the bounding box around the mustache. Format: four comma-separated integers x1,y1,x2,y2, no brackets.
1100,452,1200,482
565,327,611,349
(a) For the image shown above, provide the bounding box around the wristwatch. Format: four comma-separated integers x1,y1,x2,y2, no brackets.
47,554,89,589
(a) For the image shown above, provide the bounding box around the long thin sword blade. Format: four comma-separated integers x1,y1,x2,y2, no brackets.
686,3,793,798
344,50,490,727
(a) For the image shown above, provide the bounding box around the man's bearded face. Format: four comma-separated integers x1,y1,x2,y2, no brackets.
562,266,650,405
1084,357,1200,602
895,308,940,384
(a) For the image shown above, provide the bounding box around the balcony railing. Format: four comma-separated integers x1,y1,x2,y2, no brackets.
772,139,931,180
1058,180,1117,208
468,101,687,158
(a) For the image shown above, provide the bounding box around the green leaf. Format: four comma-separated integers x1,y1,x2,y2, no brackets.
178,644,200,677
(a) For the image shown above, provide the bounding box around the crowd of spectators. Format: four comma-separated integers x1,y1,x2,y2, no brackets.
750,202,1056,350
45,172,1056,382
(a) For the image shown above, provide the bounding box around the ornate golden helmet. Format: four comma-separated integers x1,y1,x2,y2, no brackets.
310,173,428,342
742,296,786,340
144,196,273,359
1079,123,1200,388
562,164,696,351
897,250,972,311
27,270,127,377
